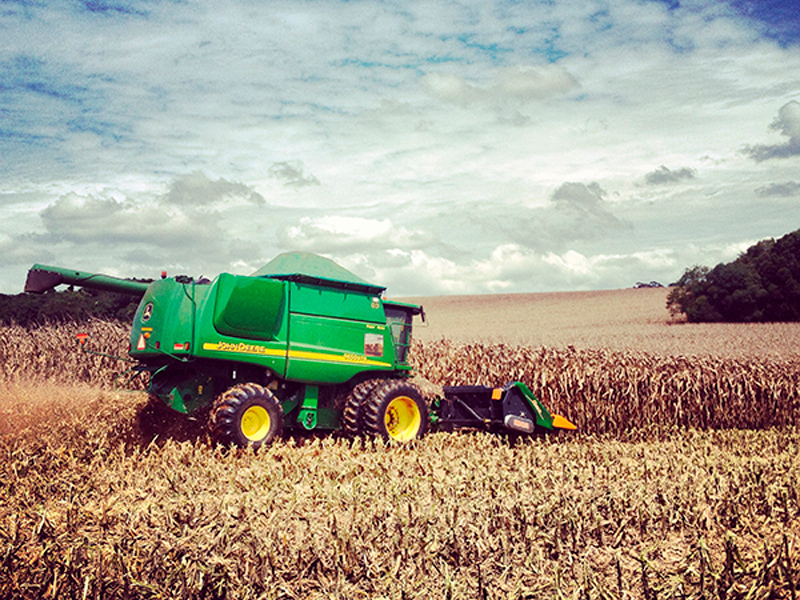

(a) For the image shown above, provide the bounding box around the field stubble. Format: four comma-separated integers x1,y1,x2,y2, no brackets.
2,289,800,598
1,382,799,599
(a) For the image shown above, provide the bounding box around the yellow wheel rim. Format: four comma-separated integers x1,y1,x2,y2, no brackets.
241,405,271,442
384,396,421,442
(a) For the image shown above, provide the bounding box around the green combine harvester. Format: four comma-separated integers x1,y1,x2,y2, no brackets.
25,253,575,446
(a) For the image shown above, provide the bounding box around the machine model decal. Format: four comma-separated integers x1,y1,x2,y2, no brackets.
289,348,391,367
203,341,283,357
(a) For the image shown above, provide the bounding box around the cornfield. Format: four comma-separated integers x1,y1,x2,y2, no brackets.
0,320,134,388
4,321,800,435
2,315,800,598
414,340,800,435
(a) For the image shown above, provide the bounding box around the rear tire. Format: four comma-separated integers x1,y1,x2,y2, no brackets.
211,383,283,448
342,378,383,435
362,380,428,442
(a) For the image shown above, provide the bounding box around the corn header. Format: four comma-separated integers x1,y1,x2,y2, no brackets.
25,253,575,446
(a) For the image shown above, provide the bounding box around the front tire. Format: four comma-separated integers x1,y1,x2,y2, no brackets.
362,380,428,442
211,383,283,448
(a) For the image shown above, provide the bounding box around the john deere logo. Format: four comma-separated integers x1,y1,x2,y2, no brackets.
141,302,154,322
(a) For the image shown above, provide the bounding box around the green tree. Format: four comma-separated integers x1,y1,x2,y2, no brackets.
668,229,800,323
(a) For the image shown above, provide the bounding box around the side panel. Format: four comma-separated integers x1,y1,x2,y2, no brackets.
130,279,200,359
213,274,285,340
285,313,394,383
284,282,395,383
193,277,290,376
289,281,385,323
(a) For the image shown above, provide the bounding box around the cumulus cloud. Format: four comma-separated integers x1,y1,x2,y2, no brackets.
0,232,52,267
40,193,220,246
743,100,800,161
30,170,273,274
165,171,265,206
755,181,800,197
268,161,321,187
498,182,631,255
550,182,628,232
421,64,579,107
341,243,683,296
644,165,697,185
334,245,546,296
277,216,435,254
3,0,800,296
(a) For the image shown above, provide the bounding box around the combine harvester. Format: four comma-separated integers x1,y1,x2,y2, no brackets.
25,253,575,447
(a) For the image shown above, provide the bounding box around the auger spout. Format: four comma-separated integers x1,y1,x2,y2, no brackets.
25,264,151,297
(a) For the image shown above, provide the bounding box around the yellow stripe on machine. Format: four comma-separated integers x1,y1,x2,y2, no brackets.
288,349,391,368
202,341,285,358
202,341,391,368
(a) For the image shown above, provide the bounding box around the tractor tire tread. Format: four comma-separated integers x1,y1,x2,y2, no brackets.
362,379,428,441
342,378,385,435
211,382,283,448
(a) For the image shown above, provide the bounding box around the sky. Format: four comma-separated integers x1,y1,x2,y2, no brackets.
1,0,800,297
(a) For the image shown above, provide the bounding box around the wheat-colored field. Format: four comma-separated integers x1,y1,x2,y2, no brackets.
405,287,800,359
2,290,800,599
2,382,799,600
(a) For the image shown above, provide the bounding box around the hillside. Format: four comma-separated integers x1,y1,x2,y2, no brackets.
403,287,800,359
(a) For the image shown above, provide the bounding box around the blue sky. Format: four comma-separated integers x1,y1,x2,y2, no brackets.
1,0,799,295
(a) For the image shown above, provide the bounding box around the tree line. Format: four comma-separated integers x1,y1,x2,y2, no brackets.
667,228,800,322
0,288,141,327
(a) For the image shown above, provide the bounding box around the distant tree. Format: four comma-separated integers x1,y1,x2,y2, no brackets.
667,229,800,322
0,288,141,327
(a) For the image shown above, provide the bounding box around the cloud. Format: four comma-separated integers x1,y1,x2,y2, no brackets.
550,182,628,232
0,232,53,267
30,171,272,274
3,0,800,297
755,181,800,197
336,245,550,296
421,64,579,107
40,192,220,246
277,216,435,254
77,1,148,17
644,165,697,185
339,243,684,296
743,100,800,161
268,161,321,187
164,171,265,206
488,182,633,257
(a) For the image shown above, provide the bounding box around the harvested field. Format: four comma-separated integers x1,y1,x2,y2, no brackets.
405,287,800,359
1,382,799,599
2,289,800,598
